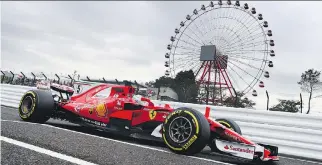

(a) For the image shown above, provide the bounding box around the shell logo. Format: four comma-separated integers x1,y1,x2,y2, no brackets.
96,103,107,117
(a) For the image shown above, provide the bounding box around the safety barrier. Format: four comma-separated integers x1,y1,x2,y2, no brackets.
1,84,322,160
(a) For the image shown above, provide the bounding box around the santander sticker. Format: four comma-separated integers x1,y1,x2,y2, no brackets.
224,145,254,154
215,140,255,159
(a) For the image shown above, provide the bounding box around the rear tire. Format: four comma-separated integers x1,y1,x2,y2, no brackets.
18,90,54,123
162,107,210,155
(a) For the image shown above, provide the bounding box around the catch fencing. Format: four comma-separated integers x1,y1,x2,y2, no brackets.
1,84,322,160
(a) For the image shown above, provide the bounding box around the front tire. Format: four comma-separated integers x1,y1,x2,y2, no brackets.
162,107,210,155
209,118,242,152
216,118,242,135
18,90,54,123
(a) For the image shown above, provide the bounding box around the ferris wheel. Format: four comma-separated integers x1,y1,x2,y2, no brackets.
164,0,275,104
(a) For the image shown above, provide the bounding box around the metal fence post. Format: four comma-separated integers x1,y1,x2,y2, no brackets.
232,87,238,107
31,72,36,86
266,90,269,110
1,71,5,83
9,71,14,84
41,72,47,80
134,80,139,95
300,93,303,113
55,74,60,84
68,74,74,87
20,72,26,85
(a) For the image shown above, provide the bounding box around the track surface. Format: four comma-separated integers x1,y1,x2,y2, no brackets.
1,106,321,165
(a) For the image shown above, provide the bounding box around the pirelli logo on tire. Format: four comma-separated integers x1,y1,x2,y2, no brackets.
164,110,183,124
19,91,37,119
182,135,198,150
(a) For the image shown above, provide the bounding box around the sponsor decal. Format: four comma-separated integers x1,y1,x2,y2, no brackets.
116,100,121,106
75,105,81,113
143,108,152,111
165,110,182,124
113,100,123,110
89,106,94,114
114,106,123,110
95,103,107,117
72,103,84,113
224,145,254,154
215,139,255,159
81,117,107,127
81,104,94,114
182,135,197,150
149,110,157,120
225,131,242,142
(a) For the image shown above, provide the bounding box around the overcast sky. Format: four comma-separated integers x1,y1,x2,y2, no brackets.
1,1,322,112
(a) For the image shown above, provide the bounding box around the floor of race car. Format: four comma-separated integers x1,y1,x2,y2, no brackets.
1,106,321,165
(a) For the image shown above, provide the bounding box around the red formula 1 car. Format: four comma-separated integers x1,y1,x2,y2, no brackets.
18,82,279,162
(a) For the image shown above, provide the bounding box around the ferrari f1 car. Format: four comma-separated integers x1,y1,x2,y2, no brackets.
18,81,279,162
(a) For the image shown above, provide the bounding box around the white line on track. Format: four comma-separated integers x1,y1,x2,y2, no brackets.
280,156,322,165
0,136,98,165
1,119,235,165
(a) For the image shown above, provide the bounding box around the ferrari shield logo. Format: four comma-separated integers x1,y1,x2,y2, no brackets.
96,103,107,117
149,110,157,120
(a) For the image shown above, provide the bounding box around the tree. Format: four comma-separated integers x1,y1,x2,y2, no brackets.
173,70,198,103
151,70,198,103
297,69,321,114
222,91,256,108
145,81,155,87
152,76,174,88
269,99,301,113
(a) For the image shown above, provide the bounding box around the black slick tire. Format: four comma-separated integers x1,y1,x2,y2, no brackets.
209,118,242,152
216,118,242,135
162,107,210,155
18,90,54,123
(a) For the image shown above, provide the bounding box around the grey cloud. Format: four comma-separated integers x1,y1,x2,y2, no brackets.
1,1,322,110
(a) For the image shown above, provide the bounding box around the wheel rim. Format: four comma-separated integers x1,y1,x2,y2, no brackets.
21,96,33,114
169,116,193,143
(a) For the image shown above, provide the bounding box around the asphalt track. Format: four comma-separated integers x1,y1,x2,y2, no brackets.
1,106,322,165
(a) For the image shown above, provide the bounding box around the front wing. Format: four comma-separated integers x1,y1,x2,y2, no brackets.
214,139,279,161
150,124,279,161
